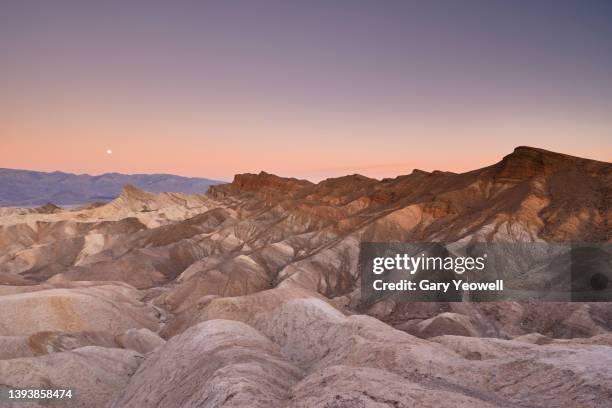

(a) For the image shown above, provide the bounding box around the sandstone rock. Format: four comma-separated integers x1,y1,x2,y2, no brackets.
116,328,165,354
408,312,481,338
0,346,143,408
0,285,160,336
112,320,303,408
289,365,498,408
513,332,552,345
0,331,118,360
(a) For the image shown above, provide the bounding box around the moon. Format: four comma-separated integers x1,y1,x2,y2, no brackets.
106,149,113,155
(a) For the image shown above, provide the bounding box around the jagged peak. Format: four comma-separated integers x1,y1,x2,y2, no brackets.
318,174,377,186
502,146,611,166
431,170,456,176
119,184,152,198
492,146,610,181
231,172,313,193
34,203,62,214
111,184,158,209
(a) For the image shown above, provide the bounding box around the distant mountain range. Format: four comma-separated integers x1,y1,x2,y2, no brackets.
0,168,225,206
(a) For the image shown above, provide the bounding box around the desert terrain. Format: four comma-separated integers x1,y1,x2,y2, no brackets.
0,146,611,407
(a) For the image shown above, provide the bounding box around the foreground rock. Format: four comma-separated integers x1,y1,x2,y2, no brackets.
289,365,498,408
0,346,142,408
113,287,612,407
112,320,303,408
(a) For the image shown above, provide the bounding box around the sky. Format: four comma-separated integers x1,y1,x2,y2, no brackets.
1,0,611,181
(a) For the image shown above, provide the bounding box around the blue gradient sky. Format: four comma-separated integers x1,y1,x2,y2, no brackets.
1,1,611,180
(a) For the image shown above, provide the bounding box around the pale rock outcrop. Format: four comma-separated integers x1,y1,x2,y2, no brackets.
0,285,159,336
116,328,166,354
405,312,482,338
0,346,143,408
112,320,303,408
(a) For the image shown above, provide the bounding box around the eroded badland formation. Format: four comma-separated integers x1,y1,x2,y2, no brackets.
0,146,611,407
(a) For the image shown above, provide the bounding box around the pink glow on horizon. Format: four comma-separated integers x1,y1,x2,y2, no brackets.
1,2,611,181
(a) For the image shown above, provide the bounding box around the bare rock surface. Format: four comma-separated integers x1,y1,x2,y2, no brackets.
0,331,117,359
0,346,143,408
403,312,482,338
0,285,159,336
115,328,166,354
131,287,612,407
0,147,611,407
289,365,499,408
111,320,303,408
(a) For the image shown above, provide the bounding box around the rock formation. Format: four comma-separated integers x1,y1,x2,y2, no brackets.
0,146,610,407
